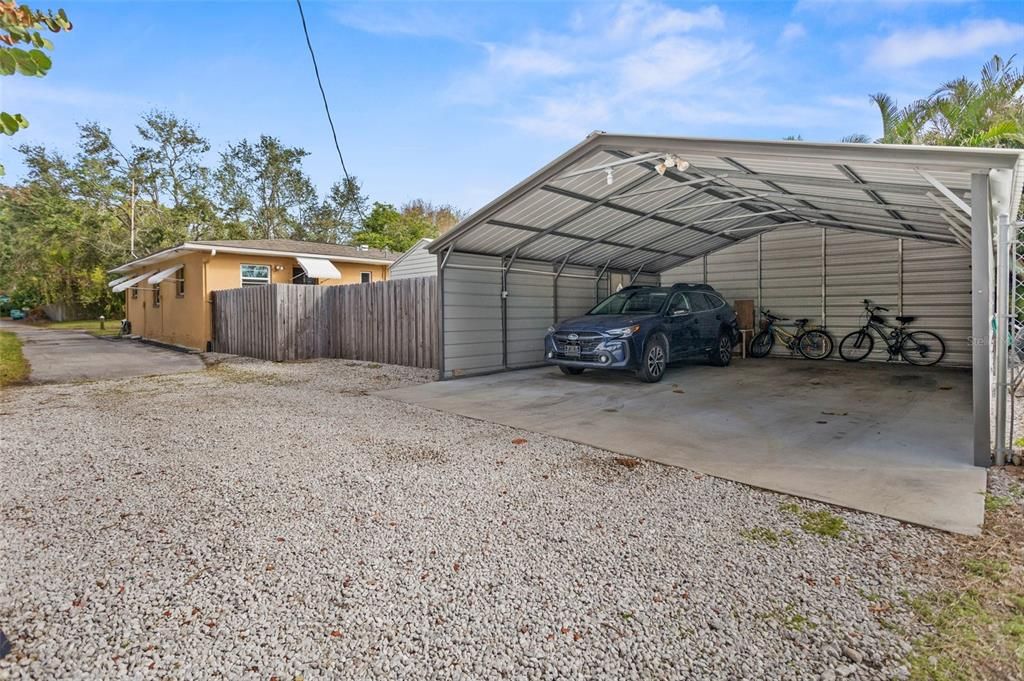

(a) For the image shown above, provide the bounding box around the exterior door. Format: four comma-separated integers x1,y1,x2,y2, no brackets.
688,292,717,349
663,292,700,360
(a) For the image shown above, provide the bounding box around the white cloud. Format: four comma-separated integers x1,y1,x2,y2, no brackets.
485,45,578,78
617,37,750,95
606,1,724,40
438,1,749,138
779,23,806,43
869,19,1024,67
331,5,477,41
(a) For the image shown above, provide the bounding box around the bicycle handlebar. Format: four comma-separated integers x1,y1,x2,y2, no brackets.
862,299,888,312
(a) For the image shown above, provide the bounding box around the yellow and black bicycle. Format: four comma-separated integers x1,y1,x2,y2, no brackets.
750,310,834,360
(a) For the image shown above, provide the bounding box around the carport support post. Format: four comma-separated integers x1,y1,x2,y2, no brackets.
970,171,992,467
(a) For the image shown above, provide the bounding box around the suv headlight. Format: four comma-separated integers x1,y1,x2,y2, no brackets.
606,324,641,338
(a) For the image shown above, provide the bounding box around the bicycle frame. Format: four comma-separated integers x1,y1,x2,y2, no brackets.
852,319,905,358
765,321,803,353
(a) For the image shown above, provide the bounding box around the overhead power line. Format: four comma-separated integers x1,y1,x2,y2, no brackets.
295,0,356,190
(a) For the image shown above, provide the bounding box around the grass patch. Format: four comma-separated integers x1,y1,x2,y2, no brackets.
34,318,119,337
985,494,1013,512
0,331,29,386
799,510,847,538
779,501,847,538
740,526,780,544
963,558,1010,583
905,471,1024,680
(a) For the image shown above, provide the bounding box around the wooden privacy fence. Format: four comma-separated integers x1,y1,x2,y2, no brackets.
212,277,438,368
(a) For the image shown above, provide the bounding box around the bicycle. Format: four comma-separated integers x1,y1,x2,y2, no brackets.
838,299,945,366
749,310,834,359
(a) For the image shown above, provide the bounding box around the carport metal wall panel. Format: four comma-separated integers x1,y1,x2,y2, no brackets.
507,260,555,369
661,260,704,286
902,240,971,366
441,253,504,378
760,228,824,357
660,230,970,367
825,232,899,363
558,265,600,320
706,240,759,297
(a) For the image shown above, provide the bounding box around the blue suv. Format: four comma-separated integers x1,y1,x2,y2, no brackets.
544,283,739,382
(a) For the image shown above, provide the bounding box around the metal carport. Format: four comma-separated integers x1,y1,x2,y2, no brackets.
428,133,1024,468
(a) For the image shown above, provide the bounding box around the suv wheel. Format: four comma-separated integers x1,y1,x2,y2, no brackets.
709,330,732,367
637,334,668,383
559,366,585,376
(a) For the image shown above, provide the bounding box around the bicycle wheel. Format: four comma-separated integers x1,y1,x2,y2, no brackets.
797,329,834,360
900,331,945,366
749,329,774,358
839,330,873,362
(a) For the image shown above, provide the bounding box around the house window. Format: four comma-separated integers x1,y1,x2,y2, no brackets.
241,264,271,287
176,267,185,297
291,267,318,286
153,283,161,308
131,286,138,299
360,272,372,284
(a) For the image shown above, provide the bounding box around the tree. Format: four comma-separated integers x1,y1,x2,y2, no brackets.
925,55,1024,148
215,135,316,240
399,199,465,234
134,111,221,240
0,1,72,174
296,177,368,243
352,202,437,252
846,55,1024,148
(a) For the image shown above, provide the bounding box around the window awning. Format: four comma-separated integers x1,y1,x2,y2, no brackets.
107,274,132,288
296,256,341,279
112,271,156,293
148,264,183,285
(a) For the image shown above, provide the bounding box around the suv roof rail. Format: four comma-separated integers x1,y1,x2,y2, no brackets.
669,282,713,291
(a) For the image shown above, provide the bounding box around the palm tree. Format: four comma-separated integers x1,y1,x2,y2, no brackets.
925,55,1024,148
867,93,933,144
843,54,1024,148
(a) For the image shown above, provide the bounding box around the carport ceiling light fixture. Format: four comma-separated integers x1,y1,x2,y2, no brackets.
655,154,690,176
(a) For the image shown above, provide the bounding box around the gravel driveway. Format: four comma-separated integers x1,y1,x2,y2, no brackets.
0,358,951,680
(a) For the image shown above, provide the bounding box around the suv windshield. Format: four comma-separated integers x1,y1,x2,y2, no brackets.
588,289,668,315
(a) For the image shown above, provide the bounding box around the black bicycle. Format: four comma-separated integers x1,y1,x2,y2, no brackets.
750,310,834,360
839,299,945,366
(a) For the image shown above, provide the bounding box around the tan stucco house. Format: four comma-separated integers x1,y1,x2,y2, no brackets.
108,239,396,351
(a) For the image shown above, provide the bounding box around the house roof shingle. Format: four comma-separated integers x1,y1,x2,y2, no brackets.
110,238,396,273
189,239,396,261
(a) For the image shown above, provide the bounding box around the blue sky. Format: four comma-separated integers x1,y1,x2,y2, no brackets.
2,0,1022,212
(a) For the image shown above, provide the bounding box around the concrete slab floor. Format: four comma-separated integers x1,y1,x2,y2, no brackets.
380,358,986,535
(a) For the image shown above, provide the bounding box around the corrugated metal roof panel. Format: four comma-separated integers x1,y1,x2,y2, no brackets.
433,133,1022,270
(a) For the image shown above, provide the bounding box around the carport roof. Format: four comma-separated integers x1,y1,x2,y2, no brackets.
430,132,1024,274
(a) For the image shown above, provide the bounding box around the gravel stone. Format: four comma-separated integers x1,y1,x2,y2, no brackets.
0,358,952,680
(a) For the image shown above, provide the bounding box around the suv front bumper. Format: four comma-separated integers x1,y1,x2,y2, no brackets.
543,334,635,369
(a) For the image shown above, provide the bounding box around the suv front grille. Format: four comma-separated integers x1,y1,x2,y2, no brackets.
553,331,604,357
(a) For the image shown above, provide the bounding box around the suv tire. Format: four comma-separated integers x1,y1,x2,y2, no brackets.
637,334,668,383
708,330,733,366
559,366,585,376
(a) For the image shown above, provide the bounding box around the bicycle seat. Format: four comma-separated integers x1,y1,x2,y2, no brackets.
896,315,915,324
794,318,809,325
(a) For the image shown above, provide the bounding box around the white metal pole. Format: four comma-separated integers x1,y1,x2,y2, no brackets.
995,214,1010,465
970,172,992,467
